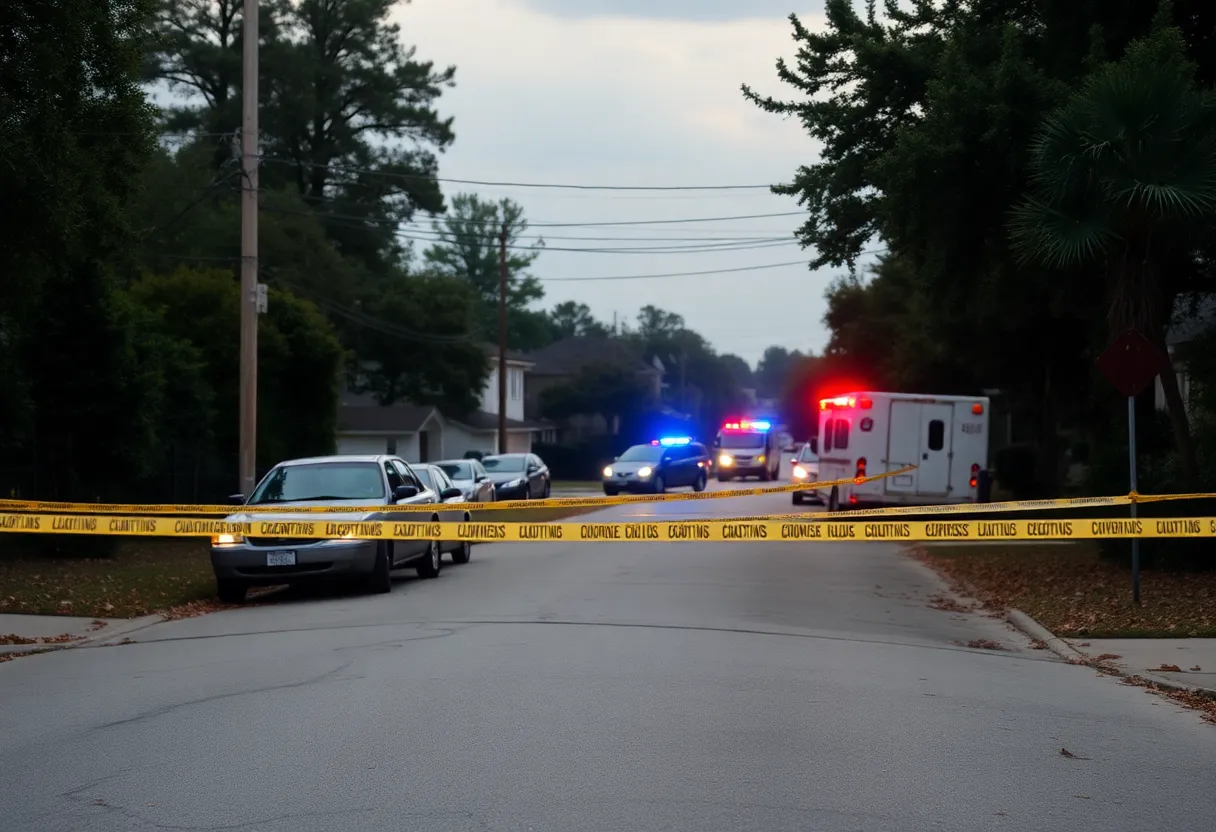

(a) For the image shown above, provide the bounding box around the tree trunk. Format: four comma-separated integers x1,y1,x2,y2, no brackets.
1157,341,1199,488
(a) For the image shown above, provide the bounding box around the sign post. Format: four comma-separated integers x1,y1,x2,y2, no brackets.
1095,330,1170,604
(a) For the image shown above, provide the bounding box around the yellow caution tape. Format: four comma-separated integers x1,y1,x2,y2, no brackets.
2,513,1214,542
668,491,1216,523
0,468,912,515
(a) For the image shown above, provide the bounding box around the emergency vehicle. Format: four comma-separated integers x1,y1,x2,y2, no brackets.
816,392,990,511
714,419,783,481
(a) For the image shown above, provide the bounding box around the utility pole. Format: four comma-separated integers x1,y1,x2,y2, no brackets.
237,0,260,495
497,220,509,454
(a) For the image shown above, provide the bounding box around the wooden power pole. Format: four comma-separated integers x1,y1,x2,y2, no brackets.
497,221,509,454
238,0,259,495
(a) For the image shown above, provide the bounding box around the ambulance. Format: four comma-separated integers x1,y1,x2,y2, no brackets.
816,392,990,511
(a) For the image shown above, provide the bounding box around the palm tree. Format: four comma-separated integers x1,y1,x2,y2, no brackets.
1009,17,1216,486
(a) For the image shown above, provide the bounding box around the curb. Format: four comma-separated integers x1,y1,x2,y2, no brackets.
0,614,166,659
78,614,166,648
1006,608,1215,696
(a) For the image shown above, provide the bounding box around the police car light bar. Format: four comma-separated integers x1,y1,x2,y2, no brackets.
657,436,691,446
723,419,771,432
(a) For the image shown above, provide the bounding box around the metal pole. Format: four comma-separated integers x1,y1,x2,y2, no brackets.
497,221,508,454
237,0,260,495
1128,395,1140,604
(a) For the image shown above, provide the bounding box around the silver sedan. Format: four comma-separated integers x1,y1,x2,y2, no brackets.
209,454,445,602
434,458,496,503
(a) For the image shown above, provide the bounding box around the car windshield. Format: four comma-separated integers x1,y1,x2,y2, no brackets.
798,445,818,463
617,444,663,462
438,462,473,480
247,462,385,504
483,456,525,472
414,467,435,490
720,433,767,450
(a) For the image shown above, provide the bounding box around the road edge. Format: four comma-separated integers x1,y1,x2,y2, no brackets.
1005,608,1213,695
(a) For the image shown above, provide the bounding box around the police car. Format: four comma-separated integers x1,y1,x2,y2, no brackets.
602,437,711,495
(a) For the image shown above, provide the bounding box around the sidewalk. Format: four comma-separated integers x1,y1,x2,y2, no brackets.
1007,609,1216,694
0,613,163,657
1064,637,1216,693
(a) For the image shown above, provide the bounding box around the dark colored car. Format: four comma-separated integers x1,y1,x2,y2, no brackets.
210,454,446,603
602,439,710,495
482,453,551,500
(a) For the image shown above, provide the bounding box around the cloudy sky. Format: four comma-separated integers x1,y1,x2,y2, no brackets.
396,0,875,366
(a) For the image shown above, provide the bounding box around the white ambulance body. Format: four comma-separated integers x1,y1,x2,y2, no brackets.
816,392,990,511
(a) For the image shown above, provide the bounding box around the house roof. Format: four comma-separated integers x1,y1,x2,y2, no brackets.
522,336,655,375
338,391,439,433
450,410,552,433
482,343,534,366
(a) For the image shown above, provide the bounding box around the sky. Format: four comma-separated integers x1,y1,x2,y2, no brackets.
395,0,879,367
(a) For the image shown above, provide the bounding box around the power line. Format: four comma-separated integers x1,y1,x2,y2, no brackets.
258,155,778,192
537,248,888,282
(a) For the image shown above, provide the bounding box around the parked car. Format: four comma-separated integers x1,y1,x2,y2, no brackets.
790,440,822,505
482,452,550,500
602,437,710,495
434,458,496,504
210,454,445,602
413,464,474,564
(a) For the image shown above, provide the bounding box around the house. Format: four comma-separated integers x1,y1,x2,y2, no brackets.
522,336,664,441
335,348,551,462
1154,295,1216,415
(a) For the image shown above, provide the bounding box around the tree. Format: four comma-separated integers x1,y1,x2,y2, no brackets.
755,346,806,400
539,362,652,435
148,0,456,273
424,192,552,350
348,274,490,415
548,301,609,338
1,0,167,500
129,268,346,471
718,354,753,389
1010,16,1216,486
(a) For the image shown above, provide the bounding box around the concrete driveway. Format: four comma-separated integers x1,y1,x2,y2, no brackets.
1,485,1212,831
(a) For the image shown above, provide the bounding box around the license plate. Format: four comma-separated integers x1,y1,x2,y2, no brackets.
266,551,296,567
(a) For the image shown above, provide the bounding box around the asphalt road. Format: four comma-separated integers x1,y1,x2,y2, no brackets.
2,481,1213,832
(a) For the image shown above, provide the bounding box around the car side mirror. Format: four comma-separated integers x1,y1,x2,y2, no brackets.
227,493,245,505
440,486,462,499
527,464,538,474
394,484,418,500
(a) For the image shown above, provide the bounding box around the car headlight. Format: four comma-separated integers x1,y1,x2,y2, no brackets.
211,533,243,545
636,466,652,478
758,454,766,463
603,466,613,477
793,465,808,479
505,478,524,488
719,454,733,466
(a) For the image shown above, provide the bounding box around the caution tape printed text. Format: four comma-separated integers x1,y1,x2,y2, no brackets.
0,468,912,515
3,513,1214,542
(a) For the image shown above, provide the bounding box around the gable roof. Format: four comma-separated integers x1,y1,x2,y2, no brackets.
337,391,439,433
523,336,655,375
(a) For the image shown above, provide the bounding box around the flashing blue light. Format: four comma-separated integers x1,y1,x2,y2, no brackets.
749,420,772,431
658,436,691,446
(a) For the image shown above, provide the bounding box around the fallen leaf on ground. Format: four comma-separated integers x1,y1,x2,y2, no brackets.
1059,748,1091,760
957,638,1008,651
1094,654,1122,662
1151,664,1183,673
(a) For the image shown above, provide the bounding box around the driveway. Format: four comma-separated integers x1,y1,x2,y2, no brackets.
1,486,1212,831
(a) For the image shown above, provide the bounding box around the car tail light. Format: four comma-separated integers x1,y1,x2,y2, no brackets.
970,463,979,488
855,457,866,480
849,493,858,504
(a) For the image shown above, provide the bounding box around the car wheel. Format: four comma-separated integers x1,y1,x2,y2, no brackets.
216,579,246,604
653,475,665,494
542,480,551,499
524,484,532,500
368,541,393,594
792,492,803,505
693,473,707,492
416,538,442,579
717,474,731,483
828,486,840,512
452,514,472,564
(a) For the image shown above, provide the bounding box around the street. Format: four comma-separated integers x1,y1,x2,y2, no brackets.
1,483,1213,832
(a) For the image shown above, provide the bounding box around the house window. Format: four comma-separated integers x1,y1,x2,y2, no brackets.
509,368,520,400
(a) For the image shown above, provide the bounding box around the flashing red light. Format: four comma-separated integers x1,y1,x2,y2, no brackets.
855,456,867,481
859,397,872,409
970,463,980,489
972,402,984,415
819,395,856,410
